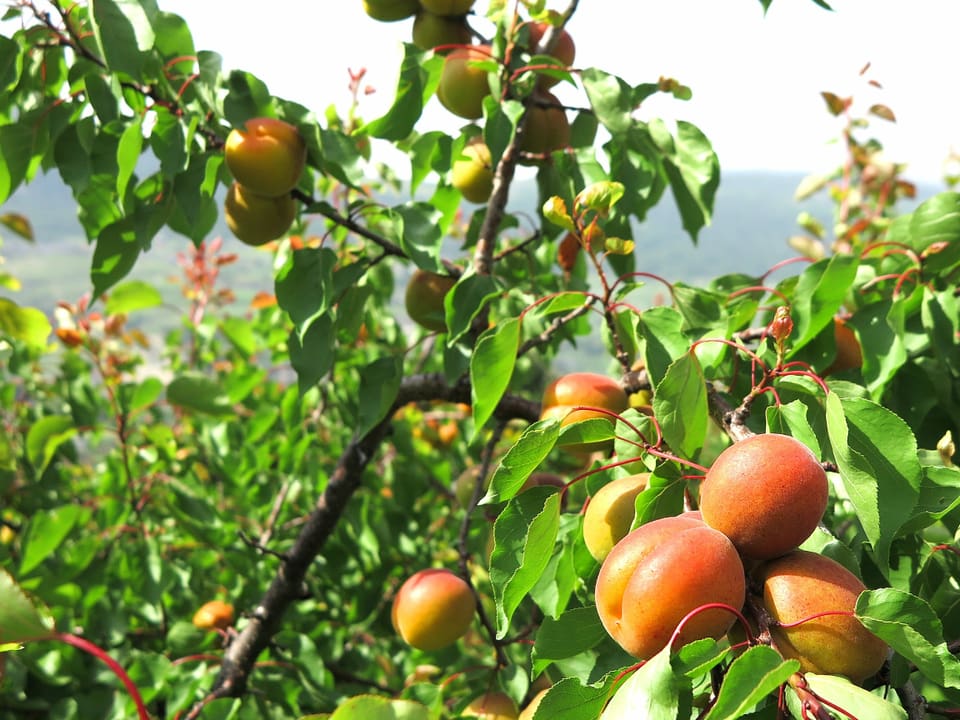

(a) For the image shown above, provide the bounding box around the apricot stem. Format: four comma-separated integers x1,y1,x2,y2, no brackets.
667,602,755,652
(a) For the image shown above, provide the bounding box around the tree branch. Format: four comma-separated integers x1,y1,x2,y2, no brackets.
185,375,539,714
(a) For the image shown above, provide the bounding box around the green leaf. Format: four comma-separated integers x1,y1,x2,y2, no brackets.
490,488,561,638
275,247,336,337
391,203,445,274
786,674,905,720
90,0,157,80
600,645,685,720
166,373,232,415
116,116,143,199
0,570,55,645
105,280,162,315
533,607,608,666
220,316,257,357
639,306,689,385
857,588,960,689
288,314,335,394
26,415,76,475
0,35,22,93
362,44,442,141
765,400,820,457
789,254,858,350
471,318,520,433
581,68,634,135
703,646,799,720
482,419,560,505
576,181,625,215
907,192,960,256
531,675,620,720
647,119,719,243
357,356,403,438
92,218,141,297
0,123,35,204
328,695,429,720
652,352,708,459
0,297,51,350
445,271,499,346
20,505,86,576
825,394,922,575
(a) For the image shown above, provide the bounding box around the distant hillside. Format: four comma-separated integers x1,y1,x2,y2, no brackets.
2,168,941,366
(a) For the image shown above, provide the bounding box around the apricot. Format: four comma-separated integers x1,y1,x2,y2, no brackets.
224,117,306,197
224,182,297,246
420,0,475,16
760,550,888,683
192,600,234,631
582,473,650,562
404,269,457,332
540,372,629,456
362,0,419,21
518,687,548,720
462,690,518,719
699,433,828,560
595,514,746,659
520,91,571,157
523,21,575,88
823,317,862,377
391,568,475,651
412,10,472,50
451,139,494,203
437,45,493,119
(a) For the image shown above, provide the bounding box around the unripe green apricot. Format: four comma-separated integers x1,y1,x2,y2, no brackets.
362,0,419,21
582,473,649,562
224,182,297,246
412,10,472,50
595,514,746,659
420,0,475,16
404,269,456,332
699,433,828,559
451,140,494,203
760,550,888,683
437,45,492,119
391,568,475,651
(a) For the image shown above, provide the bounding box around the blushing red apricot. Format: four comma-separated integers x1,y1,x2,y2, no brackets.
761,550,888,682
595,515,746,659
699,433,828,560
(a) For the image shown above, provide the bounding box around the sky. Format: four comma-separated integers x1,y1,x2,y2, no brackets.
148,0,960,185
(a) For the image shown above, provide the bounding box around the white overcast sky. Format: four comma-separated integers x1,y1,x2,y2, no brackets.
9,1,960,183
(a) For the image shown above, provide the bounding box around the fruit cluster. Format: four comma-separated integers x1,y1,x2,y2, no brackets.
590,432,889,683
223,117,307,246
362,0,575,204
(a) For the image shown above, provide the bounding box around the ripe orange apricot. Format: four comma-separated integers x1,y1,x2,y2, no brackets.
437,45,493,119
224,182,297,246
192,600,234,631
823,317,862,377
523,21,576,88
540,372,629,456
404,269,457,332
595,514,746,659
518,687,549,720
582,473,649,562
391,568,475,651
760,550,889,683
224,117,307,197
699,433,828,560
462,690,519,719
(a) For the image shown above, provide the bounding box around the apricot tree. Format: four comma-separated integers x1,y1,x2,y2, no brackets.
0,1,959,719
